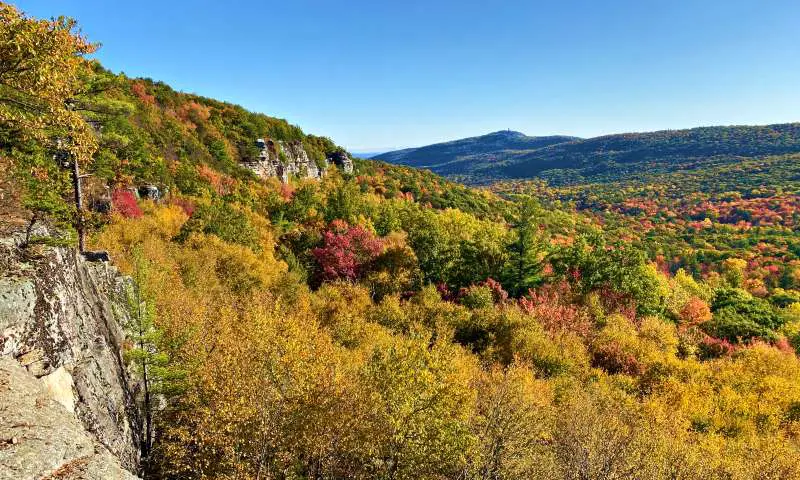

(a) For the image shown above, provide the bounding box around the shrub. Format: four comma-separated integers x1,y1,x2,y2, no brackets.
112,189,143,218
697,336,736,359
459,285,495,310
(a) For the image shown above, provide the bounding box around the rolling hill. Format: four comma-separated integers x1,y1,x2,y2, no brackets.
375,123,800,185
372,130,579,176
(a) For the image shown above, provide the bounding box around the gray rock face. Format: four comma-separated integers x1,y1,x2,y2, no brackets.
326,150,354,175
0,358,138,480
243,138,326,182
0,235,141,478
242,138,354,182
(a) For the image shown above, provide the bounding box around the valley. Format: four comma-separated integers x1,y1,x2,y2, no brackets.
2,3,800,479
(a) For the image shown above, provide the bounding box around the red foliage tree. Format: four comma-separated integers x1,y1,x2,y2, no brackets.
678,297,712,329
131,81,156,106
519,281,590,338
112,189,143,219
279,182,295,201
312,220,384,282
169,197,196,217
697,336,736,359
197,164,235,196
591,342,645,376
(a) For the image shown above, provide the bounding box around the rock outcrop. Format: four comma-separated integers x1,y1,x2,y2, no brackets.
0,358,138,480
242,138,326,182
326,149,354,175
242,139,354,182
0,232,141,479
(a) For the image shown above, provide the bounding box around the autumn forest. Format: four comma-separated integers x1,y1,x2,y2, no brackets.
3,4,800,480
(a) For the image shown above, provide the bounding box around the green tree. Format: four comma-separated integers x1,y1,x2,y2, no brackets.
502,197,547,297
325,179,362,223
125,248,181,467
550,232,667,316
1,4,99,248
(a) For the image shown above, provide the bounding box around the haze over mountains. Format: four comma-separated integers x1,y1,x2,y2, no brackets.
373,123,800,185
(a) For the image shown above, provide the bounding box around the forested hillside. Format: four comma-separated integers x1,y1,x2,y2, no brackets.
373,130,578,176
3,4,800,479
492,123,800,185
376,123,800,185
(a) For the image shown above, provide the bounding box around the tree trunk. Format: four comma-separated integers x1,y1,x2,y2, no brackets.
71,158,85,253
141,351,152,460
23,212,38,247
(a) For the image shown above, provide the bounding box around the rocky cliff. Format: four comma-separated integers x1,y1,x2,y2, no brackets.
326,149,355,175
242,139,353,182
0,231,141,479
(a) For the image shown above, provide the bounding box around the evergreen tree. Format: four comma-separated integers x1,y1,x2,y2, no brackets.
502,197,546,297
124,248,181,469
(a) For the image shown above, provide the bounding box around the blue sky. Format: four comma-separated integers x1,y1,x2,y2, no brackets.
14,0,800,151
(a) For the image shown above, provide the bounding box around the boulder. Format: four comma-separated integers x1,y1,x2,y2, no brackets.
137,185,160,201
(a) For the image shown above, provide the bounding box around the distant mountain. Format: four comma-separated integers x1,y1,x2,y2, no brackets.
374,124,800,185
350,150,390,159
372,130,580,176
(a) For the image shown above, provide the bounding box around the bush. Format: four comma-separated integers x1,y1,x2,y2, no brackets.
112,189,143,218
697,335,736,359
703,306,776,343
460,285,495,310
175,201,262,252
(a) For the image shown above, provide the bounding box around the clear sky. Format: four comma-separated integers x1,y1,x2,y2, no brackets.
13,0,800,151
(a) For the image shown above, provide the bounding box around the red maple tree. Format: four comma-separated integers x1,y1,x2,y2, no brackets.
313,220,384,282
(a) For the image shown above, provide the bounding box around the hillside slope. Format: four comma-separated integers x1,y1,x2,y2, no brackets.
78,65,351,189
372,130,578,175
5,6,800,478
376,123,800,185
492,123,800,185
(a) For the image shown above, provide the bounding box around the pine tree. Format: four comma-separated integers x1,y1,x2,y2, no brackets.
124,248,181,470
502,197,546,297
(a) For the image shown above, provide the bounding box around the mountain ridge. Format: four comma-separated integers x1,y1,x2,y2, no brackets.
374,123,800,185
372,130,580,171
